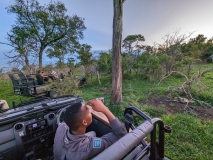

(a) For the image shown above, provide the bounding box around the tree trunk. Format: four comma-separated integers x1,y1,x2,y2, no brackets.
38,49,43,69
23,53,30,68
111,0,123,105
187,62,192,76
85,66,91,85
24,54,31,73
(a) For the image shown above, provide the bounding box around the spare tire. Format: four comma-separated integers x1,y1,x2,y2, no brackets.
49,90,58,98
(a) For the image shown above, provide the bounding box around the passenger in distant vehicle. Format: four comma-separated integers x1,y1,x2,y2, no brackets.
0,100,9,110
38,70,51,82
59,73,65,80
54,99,127,160
68,69,72,76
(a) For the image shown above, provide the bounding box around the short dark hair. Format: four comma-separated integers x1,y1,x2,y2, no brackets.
64,102,84,131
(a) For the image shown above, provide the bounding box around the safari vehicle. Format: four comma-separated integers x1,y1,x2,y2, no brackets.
0,96,171,160
8,72,86,98
8,72,58,98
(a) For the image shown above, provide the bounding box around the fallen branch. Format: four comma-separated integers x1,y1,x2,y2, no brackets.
158,68,213,109
158,71,189,86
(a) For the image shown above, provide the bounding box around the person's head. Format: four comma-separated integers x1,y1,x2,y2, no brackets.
64,102,92,132
37,70,43,74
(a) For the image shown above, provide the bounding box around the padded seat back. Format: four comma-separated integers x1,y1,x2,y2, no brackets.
92,120,154,160
8,74,19,86
26,74,35,81
17,72,27,80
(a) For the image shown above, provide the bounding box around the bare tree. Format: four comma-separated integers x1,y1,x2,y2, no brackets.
156,30,193,75
111,0,125,105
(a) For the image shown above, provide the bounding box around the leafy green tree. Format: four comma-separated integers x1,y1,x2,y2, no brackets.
6,0,86,68
67,57,76,75
97,51,112,74
122,34,145,53
185,34,209,61
131,52,147,76
77,44,95,82
181,34,213,63
46,44,67,65
204,46,213,62
189,34,207,50
182,56,193,75
121,53,129,75
42,64,54,73
122,34,145,75
201,38,213,61
139,52,169,80
55,61,67,69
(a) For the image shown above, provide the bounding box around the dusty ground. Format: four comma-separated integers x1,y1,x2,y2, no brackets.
139,95,213,121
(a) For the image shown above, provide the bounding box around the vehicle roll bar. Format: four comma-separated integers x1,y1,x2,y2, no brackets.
124,106,171,160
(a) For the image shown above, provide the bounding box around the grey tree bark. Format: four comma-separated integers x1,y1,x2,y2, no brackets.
111,0,124,105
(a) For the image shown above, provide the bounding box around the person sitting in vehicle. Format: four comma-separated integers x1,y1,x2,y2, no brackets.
54,99,127,160
38,70,51,82
68,69,73,76
59,73,65,80
0,100,9,110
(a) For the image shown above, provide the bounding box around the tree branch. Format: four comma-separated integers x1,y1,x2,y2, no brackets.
0,42,16,48
158,69,213,108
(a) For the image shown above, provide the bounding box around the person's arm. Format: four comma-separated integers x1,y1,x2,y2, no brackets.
40,72,48,78
42,73,48,78
85,118,127,159
87,100,126,135
87,99,115,122
86,99,127,158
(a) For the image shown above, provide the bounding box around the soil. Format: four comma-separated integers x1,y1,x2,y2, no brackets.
139,95,213,121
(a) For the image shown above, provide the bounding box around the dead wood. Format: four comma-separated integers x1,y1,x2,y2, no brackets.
158,68,213,109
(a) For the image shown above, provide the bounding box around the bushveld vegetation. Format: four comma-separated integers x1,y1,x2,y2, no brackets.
1,0,213,159
2,63,213,159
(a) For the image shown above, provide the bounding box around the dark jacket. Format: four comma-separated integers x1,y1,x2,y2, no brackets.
54,118,127,160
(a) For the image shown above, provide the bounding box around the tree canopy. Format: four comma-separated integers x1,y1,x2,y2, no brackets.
4,0,86,68
122,34,145,53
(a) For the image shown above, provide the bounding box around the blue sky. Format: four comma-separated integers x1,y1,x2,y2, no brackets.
1,0,213,69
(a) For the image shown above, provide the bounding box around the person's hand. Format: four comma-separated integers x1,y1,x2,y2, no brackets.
87,99,107,113
87,99,116,122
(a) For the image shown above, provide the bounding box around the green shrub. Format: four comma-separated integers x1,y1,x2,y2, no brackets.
46,76,82,97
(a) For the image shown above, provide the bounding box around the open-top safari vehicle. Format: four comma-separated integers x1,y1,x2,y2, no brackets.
8,72,58,98
8,72,86,98
0,96,171,160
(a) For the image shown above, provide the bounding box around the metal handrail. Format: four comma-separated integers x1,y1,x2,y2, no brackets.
124,106,172,160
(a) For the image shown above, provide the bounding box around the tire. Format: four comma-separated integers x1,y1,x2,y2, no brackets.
49,90,58,98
